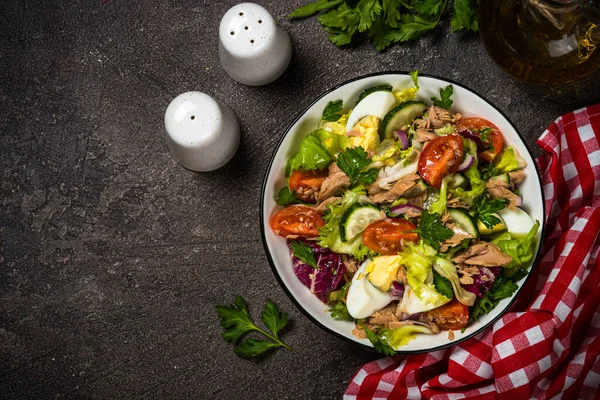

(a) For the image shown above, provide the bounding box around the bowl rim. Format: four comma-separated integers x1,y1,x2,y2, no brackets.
259,71,546,354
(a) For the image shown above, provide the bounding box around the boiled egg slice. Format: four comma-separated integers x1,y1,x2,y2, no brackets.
497,206,535,238
346,260,393,319
345,91,396,133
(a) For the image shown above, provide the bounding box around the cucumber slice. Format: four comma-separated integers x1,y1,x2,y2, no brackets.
356,85,393,105
490,173,510,184
448,208,479,238
477,213,507,235
379,101,428,140
448,173,467,189
340,204,382,242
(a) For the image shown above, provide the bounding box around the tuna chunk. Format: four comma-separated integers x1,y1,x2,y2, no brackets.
440,223,473,253
509,170,526,185
316,196,341,211
317,163,350,203
486,180,521,209
341,255,359,277
428,105,454,129
415,128,438,143
453,241,513,267
369,174,421,204
406,192,427,209
368,304,399,325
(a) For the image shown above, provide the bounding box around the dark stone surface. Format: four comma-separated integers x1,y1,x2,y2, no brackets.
0,0,598,399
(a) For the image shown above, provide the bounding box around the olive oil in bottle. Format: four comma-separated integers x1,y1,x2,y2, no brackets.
479,0,600,85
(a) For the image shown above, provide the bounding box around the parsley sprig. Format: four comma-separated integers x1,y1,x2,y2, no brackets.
474,195,508,229
364,327,396,356
431,84,454,109
469,275,518,323
276,187,299,206
336,147,379,186
414,210,453,251
216,297,293,358
290,240,320,270
322,99,344,122
433,270,453,299
289,0,480,51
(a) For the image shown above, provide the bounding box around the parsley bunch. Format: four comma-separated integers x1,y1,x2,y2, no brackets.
216,297,293,358
290,0,480,51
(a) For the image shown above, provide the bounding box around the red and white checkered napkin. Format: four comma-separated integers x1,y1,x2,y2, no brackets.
345,104,600,400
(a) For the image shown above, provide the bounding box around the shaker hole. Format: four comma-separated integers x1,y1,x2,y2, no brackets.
258,20,262,24
230,31,234,35
190,116,195,120
239,12,243,16
244,26,248,30
250,39,254,44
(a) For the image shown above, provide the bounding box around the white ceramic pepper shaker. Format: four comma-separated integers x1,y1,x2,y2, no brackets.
164,92,240,172
219,3,292,86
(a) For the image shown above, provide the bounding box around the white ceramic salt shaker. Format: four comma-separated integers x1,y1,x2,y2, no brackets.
219,3,292,86
164,92,240,172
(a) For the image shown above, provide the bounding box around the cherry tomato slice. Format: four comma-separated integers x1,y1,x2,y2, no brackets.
456,117,504,162
289,169,328,203
418,135,464,188
426,298,469,330
270,205,325,239
362,218,418,255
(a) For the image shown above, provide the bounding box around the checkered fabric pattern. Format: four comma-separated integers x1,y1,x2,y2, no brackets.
345,104,600,400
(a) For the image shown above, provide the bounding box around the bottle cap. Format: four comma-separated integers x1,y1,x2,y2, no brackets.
164,92,240,172
219,3,292,86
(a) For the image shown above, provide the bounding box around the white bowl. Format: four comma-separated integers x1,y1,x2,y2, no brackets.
260,72,545,353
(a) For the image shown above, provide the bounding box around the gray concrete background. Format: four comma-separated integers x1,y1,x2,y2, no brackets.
1,0,599,399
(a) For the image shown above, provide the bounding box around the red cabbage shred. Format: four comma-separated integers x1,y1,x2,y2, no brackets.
288,241,345,304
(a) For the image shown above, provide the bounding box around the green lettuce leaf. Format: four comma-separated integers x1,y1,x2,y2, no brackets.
399,242,450,309
383,324,434,348
449,163,485,205
314,128,349,156
433,257,476,306
286,130,333,175
494,146,521,174
492,221,540,276
429,177,449,215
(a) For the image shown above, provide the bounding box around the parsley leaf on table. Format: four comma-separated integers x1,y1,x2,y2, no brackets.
289,0,345,18
433,270,453,299
451,0,480,33
431,84,454,109
322,99,344,122
415,210,453,251
290,240,320,270
336,147,379,186
216,297,293,358
276,187,299,206
474,195,508,229
364,327,396,356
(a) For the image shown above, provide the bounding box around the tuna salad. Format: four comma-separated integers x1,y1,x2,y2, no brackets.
269,72,539,353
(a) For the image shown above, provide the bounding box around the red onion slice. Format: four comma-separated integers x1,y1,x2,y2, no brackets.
390,281,405,299
394,130,409,150
390,204,423,217
459,130,484,153
515,196,523,207
457,154,475,172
